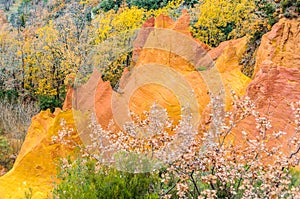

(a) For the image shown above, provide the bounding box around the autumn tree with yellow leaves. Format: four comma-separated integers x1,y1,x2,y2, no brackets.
0,0,184,109
0,0,291,109
191,0,258,47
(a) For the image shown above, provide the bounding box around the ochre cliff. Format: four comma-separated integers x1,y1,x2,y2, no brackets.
233,18,300,152
0,14,299,199
79,12,251,131
0,110,80,199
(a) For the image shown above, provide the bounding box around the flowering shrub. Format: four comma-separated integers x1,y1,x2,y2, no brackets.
158,94,300,198
53,93,300,198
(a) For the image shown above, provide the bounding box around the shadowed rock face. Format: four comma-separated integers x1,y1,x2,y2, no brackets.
0,13,299,198
251,18,300,105
254,18,300,125
253,18,300,77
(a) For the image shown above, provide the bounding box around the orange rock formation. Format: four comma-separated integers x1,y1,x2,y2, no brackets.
233,18,300,151
0,13,299,199
0,110,80,199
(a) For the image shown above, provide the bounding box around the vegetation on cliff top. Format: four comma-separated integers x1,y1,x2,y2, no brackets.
0,0,298,110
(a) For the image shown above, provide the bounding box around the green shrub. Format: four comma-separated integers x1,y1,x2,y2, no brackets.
127,0,172,10
289,168,300,188
281,0,300,18
184,0,200,8
38,94,65,112
281,0,295,10
96,0,175,12
0,134,13,171
0,90,19,103
52,157,160,199
98,0,123,12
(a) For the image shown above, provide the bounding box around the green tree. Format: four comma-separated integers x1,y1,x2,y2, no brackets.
127,0,172,10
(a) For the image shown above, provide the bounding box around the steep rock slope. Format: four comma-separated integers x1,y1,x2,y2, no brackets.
234,18,300,151
0,110,80,199
72,12,251,133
